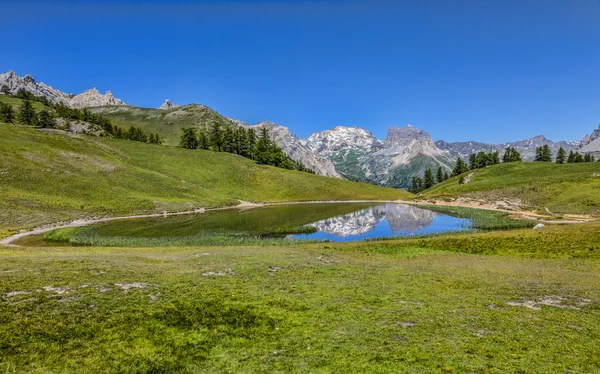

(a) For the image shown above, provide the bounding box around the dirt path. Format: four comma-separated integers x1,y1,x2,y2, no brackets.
1,199,593,247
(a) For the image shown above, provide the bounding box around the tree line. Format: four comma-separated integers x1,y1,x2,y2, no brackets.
0,90,161,145
180,124,315,173
411,143,597,194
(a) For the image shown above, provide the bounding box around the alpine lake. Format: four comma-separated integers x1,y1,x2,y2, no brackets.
38,203,475,247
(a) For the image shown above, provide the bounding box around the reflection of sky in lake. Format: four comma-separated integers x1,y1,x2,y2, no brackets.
292,204,473,242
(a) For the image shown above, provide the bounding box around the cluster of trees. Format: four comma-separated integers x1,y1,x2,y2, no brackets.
409,166,449,193
180,124,314,173
469,151,500,169
502,146,522,163
534,145,553,162
0,89,161,145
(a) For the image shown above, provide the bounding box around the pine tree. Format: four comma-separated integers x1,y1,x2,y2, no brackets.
1,85,9,95
236,128,249,156
535,145,552,162
255,127,273,165
584,153,594,162
469,153,477,169
451,158,469,176
222,126,235,153
443,172,449,181
490,151,500,165
37,109,55,128
198,128,209,149
556,147,566,164
246,128,257,159
502,146,521,163
567,151,575,163
19,99,35,125
209,123,224,151
0,102,14,123
436,166,444,184
458,175,465,185
410,176,424,193
179,128,199,149
424,168,435,189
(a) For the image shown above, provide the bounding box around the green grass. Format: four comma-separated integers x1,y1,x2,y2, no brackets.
0,94,49,111
0,124,408,238
420,205,535,230
422,162,600,215
89,104,233,146
1,221,600,372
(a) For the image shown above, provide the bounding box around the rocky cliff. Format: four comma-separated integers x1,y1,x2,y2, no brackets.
0,70,126,108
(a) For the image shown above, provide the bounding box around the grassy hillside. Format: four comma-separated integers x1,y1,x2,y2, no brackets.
0,94,49,111
422,162,600,214
0,123,409,237
90,104,232,146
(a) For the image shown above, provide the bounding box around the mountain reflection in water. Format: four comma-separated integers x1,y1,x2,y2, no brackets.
293,204,472,242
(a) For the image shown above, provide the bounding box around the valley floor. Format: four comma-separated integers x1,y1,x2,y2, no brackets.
1,222,600,373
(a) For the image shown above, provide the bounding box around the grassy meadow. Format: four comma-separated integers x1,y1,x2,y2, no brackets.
2,111,600,373
0,123,407,237
2,221,600,373
422,162,600,215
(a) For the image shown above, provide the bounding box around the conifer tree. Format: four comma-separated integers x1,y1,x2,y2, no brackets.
556,147,566,164
535,145,552,162
410,176,424,193
0,85,9,95
209,123,224,151
443,172,449,181
451,158,469,176
436,166,444,184
19,99,35,125
424,168,435,189
198,128,209,150
502,146,521,163
222,126,235,153
0,102,14,123
567,151,575,163
246,128,257,159
179,128,199,149
37,109,54,128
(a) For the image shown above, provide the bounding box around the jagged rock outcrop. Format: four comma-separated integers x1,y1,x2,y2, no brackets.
579,125,600,157
69,88,125,108
251,121,342,178
0,70,126,108
0,70,71,105
159,99,179,110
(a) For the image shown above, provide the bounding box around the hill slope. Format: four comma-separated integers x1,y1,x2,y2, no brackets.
422,162,600,214
0,124,409,237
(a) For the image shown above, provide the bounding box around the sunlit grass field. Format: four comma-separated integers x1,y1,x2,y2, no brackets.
422,162,600,214
2,221,600,373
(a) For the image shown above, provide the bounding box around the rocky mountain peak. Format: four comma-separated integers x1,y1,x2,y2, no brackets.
304,125,382,156
384,125,432,147
159,99,179,110
0,70,126,108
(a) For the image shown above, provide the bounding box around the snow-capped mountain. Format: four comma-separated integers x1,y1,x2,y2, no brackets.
303,125,455,188
0,70,126,108
303,126,382,155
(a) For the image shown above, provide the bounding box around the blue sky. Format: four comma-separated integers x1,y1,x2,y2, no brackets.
1,0,599,142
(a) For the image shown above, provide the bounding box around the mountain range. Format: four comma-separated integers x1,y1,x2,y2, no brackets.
1,70,596,189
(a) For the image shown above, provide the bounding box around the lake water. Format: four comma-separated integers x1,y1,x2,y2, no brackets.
292,203,473,242
65,203,473,243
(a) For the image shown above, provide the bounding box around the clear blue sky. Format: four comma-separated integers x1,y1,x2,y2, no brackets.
2,0,599,142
